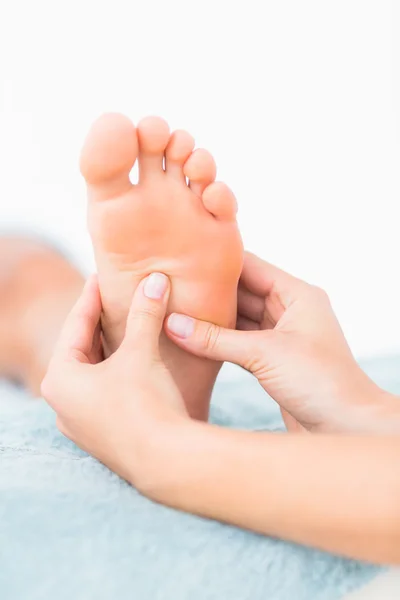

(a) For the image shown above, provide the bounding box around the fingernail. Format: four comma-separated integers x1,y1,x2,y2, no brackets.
168,314,195,338
144,273,168,299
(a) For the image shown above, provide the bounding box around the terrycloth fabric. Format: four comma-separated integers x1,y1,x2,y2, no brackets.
1,356,398,600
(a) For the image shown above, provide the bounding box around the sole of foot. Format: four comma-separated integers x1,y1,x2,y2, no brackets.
0,237,84,395
80,114,244,420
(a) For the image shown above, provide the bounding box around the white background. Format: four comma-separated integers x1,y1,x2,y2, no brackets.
0,0,399,360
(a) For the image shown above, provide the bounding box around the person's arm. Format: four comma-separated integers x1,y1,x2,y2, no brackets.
43,269,400,566
142,423,400,565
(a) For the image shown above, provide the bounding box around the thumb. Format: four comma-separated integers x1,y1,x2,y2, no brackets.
166,313,265,370
120,272,170,355
41,274,101,405
51,274,102,364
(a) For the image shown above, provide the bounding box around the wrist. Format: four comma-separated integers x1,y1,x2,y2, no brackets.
130,417,203,497
134,418,244,509
366,388,400,433
330,366,400,434
134,419,281,531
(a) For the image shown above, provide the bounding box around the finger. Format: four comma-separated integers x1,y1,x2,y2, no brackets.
237,286,265,323
55,416,69,438
281,409,307,433
166,312,264,368
88,319,104,364
236,316,260,331
120,272,170,355
241,252,310,308
237,285,279,329
53,274,102,364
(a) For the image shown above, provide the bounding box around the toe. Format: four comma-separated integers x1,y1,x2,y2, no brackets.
80,113,138,199
183,149,217,196
137,116,170,179
201,182,238,221
165,130,195,181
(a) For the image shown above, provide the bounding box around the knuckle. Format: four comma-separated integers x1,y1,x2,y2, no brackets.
203,323,221,352
243,339,265,373
310,284,331,304
55,417,67,436
40,373,55,400
131,306,160,323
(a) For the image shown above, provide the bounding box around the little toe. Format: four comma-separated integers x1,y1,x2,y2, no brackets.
80,113,138,200
165,130,195,181
183,149,217,196
201,182,238,220
137,116,170,180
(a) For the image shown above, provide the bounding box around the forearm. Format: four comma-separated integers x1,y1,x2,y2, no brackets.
144,425,400,564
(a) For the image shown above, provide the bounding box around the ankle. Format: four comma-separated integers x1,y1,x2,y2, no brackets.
161,338,221,421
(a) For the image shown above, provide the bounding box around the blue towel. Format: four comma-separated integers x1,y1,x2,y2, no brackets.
1,355,398,600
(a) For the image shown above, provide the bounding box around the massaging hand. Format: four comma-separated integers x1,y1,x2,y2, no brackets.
41,273,189,487
166,252,388,433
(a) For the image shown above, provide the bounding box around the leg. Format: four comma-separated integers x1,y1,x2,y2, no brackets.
0,236,84,395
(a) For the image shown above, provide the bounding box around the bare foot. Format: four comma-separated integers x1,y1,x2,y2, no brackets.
80,114,243,420
0,237,84,395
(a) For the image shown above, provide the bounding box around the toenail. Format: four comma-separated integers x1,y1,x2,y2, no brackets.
168,314,195,338
144,273,168,299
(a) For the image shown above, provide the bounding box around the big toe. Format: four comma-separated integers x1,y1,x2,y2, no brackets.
137,116,170,179
80,113,138,198
202,182,238,221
